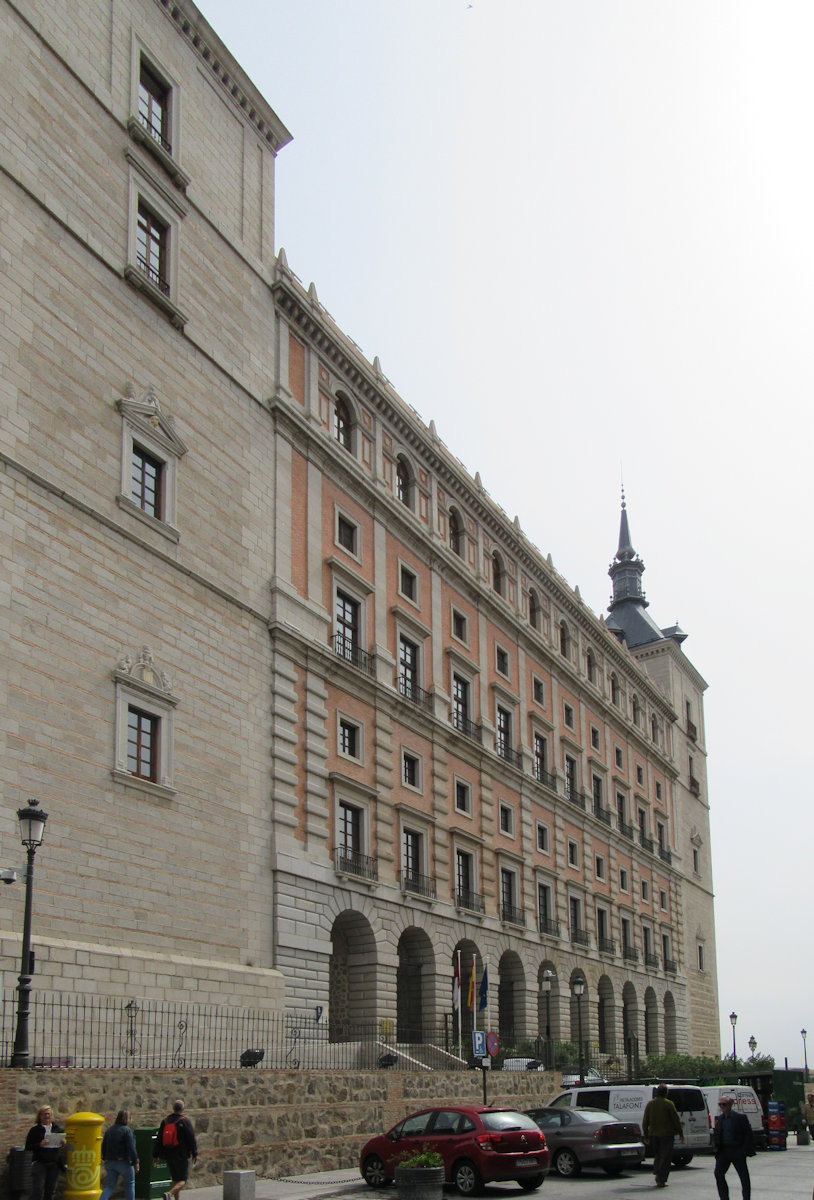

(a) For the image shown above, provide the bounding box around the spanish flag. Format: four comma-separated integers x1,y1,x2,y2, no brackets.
467,959,476,1011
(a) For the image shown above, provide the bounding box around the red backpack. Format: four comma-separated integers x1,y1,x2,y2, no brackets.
161,1120,180,1150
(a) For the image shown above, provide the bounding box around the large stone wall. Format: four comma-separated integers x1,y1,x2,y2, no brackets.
0,1068,561,1189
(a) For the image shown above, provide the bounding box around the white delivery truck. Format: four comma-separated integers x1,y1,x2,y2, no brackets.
702,1086,766,1149
550,1084,711,1165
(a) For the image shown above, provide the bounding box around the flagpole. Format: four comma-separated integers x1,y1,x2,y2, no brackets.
456,949,462,1062
473,959,478,1034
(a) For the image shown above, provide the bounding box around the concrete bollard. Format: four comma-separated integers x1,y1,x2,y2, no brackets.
223,1170,256,1200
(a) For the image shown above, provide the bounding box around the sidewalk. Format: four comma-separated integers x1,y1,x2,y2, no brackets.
187,1168,362,1200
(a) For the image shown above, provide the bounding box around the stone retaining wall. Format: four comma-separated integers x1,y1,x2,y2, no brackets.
0,1068,560,1189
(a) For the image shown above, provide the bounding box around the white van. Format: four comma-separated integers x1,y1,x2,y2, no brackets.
702,1086,766,1149
550,1084,711,1165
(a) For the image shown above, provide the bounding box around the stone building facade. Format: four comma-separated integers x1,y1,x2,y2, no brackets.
0,0,720,1057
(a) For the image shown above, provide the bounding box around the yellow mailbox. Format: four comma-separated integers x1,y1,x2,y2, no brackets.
65,1112,105,1200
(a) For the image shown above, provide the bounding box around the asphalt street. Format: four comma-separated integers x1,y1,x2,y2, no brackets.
187,1143,814,1200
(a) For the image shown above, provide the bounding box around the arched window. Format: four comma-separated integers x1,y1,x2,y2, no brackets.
632,696,641,726
559,621,570,659
586,649,595,684
395,457,412,508
449,508,463,557
611,674,620,706
529,588,541,631
651,716,659,744
492,551,504,596
334,395,352,451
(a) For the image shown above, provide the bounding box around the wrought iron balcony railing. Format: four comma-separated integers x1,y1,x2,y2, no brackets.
533,763,558,792
658,846,672,864
455,887,485,914
618,818,635,840
687,719,698,742
398,870,436,899
564,785,586,811
538,916,561,938
500,903,526,927
397,675,433,711
332,634,376,675
333,847,378,881
450,710,482,743
593,804,612,826
139,113,173,155
644,952,660,969
639,832,655,853
622,945,639,963
570,926,590,947
598,937,617,955
496,742,523,770
137,255,170,296
664,958,677,974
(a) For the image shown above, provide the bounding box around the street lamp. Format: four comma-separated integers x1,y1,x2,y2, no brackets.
729,1011,738,1063
748,1036,757,1059
541,970,553,1069
802,1030,808,1082
573,975,586,1085
11,799,49,1068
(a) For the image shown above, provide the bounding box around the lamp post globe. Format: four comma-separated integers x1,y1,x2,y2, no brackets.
11,799,49,1068
572,975,586,1084
748,1035,757,1058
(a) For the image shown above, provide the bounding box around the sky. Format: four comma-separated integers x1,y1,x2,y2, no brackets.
195,0,813,1068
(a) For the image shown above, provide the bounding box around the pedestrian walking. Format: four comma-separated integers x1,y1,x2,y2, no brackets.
153,1099,198,1200
713,1096,754,1200
100,1110,139,1200
24,1104,66,1200
642,1084,684,1188
801,1092,814,1139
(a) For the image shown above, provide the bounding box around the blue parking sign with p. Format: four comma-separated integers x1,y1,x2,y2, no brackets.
472,1030,486,1057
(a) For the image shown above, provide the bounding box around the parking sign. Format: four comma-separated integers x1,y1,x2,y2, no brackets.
472,1030,486,1057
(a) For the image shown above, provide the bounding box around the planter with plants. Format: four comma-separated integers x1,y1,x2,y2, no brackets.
394,1146,445,1200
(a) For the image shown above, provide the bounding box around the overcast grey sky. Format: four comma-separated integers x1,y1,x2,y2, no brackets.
196,0,813,1066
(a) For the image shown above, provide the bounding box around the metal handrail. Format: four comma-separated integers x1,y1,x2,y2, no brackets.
398,870,436,899
538,917,561,937
397,676,433,711
500,903,526,927
332,634,375,675
450,711,482,743
333,847,378,881
455,887,485,914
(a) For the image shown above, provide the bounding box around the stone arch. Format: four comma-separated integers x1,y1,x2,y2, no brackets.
622,981,640,1060
663,991,678,1053
329,908,377,1038
453,939,483,1044
568,969,589,1047
644,986,659,1054
333,390,357,452
536,961,560,1064
497,949,525,1045
396,926,436,1043
596,974,616,1053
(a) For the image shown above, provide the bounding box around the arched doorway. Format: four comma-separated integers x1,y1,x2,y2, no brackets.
663,991,678,1053
452,939,482,1048
329,910,377,1039
622,981,640,1069
597,975,616,1054
396,927,435,1043
537,961,559,1067
498,950,525,1046
644,987,659,1054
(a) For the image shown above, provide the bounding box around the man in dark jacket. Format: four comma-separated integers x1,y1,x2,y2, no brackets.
153,1099,198,1200
713,1097,753,1200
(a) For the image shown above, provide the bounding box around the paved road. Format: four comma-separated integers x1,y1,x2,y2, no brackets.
187,1144,814,1200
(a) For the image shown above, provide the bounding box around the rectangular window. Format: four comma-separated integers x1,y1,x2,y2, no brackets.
693,847,700,874
138,59,171,153
496,706,512,756
455,779,471,814
641,879,650,902
536,822,550,853
592,774,603,805
538,882,552,923
597,907,609,941
657,821,666,849
569,895,582,933
131,444,163,518
399,564,417,601
698,943,705,970
660,889,668,910
496,646,509,677
533,677,545,705
339,717,360,759
452,674,470,730
452,609,467,642
595,854,605,880
567,839,579,867
621,916,632,950
399,635,419,700
591,725,600,750
402,828,421,876
137,202,169,294
662,933,671,962
636,763,645,785
564,754,577,798
655,781,663,802
456,849,473,896
643,924,653,955
616,792,626,823
335,591,359,659
402,751,420,788
338,800,361,854
615,746,624,768
500,867,515,911
127,706,157,780
336,513,357,554
563,703,574,729
533,733,548,782
619,867,629,891
499,802,513,835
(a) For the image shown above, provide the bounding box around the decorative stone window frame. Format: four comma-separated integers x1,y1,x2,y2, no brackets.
330,774,376,870
536,821,550,854
335,506,361,561
498,800,515,838
453,776,472,817
451,605,469,647
398,560,420,608
400,747,423,794
112,646,178,798
128,37,190,190
124,160,189,328
337,711,363,763
532,675,546,706
117,383,187,539
595,854,606,881
397,804,432,878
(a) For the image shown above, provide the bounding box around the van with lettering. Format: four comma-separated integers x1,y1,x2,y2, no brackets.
550,1084,710,1165
702,1086,765,1149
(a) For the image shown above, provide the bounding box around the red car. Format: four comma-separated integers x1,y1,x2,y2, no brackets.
360,1105,550,1195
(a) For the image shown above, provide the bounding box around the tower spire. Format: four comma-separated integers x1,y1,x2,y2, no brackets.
608,486,647,610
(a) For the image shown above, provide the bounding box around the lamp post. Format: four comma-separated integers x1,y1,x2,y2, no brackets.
11,799,49,1068
541,970,553,1069
802,1029,808,1082
748,1036,757,1059
729,1011,738,1063
573,975,586,1084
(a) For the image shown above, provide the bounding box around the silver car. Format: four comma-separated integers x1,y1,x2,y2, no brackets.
526,1106,645,1178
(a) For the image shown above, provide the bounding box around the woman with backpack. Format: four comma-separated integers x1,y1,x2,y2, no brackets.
100,1110,139,1200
